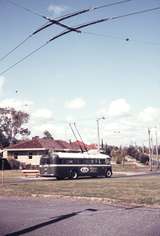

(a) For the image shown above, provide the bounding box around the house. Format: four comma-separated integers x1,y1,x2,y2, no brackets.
3,137,96,168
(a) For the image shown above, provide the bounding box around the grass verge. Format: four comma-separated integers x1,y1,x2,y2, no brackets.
0,170,160,206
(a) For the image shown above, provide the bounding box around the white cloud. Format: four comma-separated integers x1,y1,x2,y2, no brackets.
31,122,68,140
48,4,69,16
65,115,75,122
95,99,160,145
0,76,5,93
96,107,107,117
138,107,160,123
65,97,86,109
97,98,130,118
1,95,160,146
108,99,130,117
0,98,33,111
33,123,54,132
32,108,53,120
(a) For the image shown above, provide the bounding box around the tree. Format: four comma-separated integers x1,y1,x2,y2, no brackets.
104,144,114,156
0,107,30,147
43,130,54,139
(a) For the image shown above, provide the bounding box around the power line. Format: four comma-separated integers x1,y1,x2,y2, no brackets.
7,0,132,19
83,31,160,46
7,0,47,18
92,0,132,10
1,0,133,62
0,35,32,62
0,43,48,76
1,5,160,76
0,7,85,62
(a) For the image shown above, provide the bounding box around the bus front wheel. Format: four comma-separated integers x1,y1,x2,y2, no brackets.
105,170,112,178
70,171,78,180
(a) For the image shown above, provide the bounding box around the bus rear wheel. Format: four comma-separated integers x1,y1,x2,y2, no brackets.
70,171,78,180
105,170,112,178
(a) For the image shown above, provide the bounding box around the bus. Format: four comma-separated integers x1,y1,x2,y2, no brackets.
39,152,112,180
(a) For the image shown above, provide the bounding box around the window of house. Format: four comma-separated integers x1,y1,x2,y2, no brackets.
28,152,32,159
14,153,18,159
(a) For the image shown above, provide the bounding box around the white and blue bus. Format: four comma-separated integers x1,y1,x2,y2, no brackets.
39,152,112,180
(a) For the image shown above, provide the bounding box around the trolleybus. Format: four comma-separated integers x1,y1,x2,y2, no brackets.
39,152,112,180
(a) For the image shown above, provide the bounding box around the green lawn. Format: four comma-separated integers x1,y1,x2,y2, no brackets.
0,170,160,206
112,163,149,172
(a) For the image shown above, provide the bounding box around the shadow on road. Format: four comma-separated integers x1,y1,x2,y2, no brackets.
5,208,98,236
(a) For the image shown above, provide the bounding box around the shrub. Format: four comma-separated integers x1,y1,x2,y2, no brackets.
0,158,11,170
116,155,122,164
138,153,149,165
8,159,20,169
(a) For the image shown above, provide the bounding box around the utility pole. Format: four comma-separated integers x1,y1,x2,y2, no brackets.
155,126,159,169
148,128,152,171
1,158,4,185
96,117,105,152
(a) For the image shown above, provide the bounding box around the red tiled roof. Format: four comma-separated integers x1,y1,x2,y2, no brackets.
56,140,72,149
7,139,43,149
7,137,97,151
71,141,97,150
7,138,79,151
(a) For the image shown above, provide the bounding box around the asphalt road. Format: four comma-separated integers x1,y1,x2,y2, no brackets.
0,197,160,236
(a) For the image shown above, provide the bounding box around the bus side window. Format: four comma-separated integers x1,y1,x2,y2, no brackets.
94,159,98,164
67,159,73,164
91,159,95,164
83,159,88,164
77,159,82,164
61,159,65,164
100,159,105,164
61,159,73,164
73,159,80,164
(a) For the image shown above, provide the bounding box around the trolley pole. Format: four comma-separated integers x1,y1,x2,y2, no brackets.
148,128,152,171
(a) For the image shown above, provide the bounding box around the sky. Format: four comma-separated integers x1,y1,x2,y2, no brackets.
0,0,160,146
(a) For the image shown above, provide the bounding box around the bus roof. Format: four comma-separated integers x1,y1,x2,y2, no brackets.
54,152,110,159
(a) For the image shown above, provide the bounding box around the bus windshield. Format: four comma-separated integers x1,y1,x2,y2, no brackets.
40,154,59,165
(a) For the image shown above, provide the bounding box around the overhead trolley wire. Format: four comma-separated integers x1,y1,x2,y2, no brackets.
36,0,133,33
1,5,160,76
1,0,133,62
7,0,80,32
27,0,132,36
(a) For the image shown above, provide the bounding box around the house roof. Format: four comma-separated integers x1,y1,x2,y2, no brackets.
6,137,97,152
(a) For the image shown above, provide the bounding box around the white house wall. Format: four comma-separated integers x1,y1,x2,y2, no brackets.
5,149,47,166
16,155,42,166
